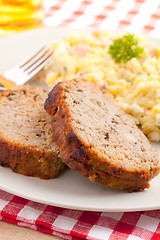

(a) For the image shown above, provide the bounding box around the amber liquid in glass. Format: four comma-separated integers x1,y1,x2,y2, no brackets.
0,0,44,32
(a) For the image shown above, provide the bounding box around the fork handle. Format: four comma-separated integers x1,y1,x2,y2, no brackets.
0,75,16,88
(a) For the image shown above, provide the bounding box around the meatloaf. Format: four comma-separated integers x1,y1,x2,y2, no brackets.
0,86,65,179
44,78,160,191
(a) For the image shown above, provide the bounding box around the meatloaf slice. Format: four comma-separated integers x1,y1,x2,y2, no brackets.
0,86,65,179
44,78,160,191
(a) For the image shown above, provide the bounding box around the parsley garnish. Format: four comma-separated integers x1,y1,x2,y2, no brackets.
108,33,144,63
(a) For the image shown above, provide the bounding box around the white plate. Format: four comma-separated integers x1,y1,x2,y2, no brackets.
0,28,160,212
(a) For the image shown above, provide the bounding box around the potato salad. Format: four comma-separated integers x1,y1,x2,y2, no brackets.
45,30,160,142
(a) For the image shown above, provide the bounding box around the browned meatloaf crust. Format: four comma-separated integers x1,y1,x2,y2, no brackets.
0,86,65,179
44,78,160,191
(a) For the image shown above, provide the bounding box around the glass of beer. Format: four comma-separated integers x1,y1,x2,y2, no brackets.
0,0,44,34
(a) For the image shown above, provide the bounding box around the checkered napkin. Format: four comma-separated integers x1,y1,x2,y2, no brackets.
0,189,160,240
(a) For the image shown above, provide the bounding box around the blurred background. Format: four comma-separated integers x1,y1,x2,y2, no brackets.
0,0,160,38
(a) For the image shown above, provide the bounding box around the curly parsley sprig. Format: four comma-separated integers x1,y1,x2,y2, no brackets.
108,33,144,63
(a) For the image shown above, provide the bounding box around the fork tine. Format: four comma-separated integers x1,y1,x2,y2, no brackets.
25,49,53,74
0,86,6,92
3,45,53,86
26,52,53,79
21,47,50,71
19,46,45,68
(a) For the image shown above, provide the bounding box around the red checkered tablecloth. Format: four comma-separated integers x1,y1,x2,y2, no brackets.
1,189,160,240
44,0,160,38
1,0,160,239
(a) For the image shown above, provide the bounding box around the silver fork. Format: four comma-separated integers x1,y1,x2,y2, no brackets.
0,46,53,92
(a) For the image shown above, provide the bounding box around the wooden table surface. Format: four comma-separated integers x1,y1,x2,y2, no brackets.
0,220,63,240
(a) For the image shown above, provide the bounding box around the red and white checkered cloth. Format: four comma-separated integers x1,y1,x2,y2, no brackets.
1,0,160,239
44,0,160,38
1,189,160,240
